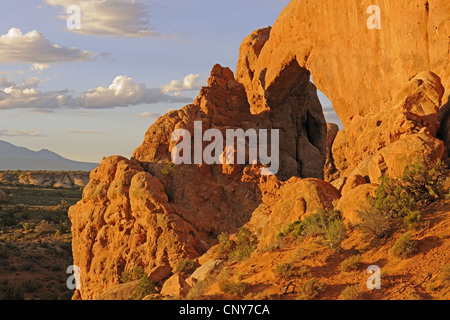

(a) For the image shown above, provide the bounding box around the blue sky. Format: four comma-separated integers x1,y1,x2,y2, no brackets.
0,0,338,163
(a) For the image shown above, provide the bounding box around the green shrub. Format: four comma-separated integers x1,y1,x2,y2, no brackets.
340,255,361,272
357,207,396,240
400,158,448,204
339,285,362,300
273,263,295,280
120,266,146,283
371,177,417,219
439,264,450,285
218,280,248,297
403,211,422,230
175,259,200,276
358,158,447,240
35,220,56,235
325,219,347,250
298,278,326,300
391,233,418,259
371,158,448,220
186,277,213,300
56,200,70,211
217,232,234,259
131,275,156,300
280,209,347,250
21,222,35,231
217,227,258,261
161,163,176,176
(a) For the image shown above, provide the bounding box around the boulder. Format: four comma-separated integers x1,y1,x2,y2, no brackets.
160,273,191,299
336,184,379,224
368,131,445,182
246,178,341,248
189,260,224,283
340,174,367,196
148,265,173,284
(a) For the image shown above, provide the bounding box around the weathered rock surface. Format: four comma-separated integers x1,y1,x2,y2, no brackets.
368,130,445,183
160,273,191,299
189,259,224,283
331,71,446,178
336,184,379,224
246,178,340,249
70,156,203,300
237,0,449,177
340,174,367,197
438,101,450,164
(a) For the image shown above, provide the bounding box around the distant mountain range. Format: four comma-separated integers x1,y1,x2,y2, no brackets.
0,140,98,171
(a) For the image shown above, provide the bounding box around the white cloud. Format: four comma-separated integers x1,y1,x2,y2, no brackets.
0,128,45,137
31,63,51,72
0,28,94,65
77,75,191,108
46,0,162,38
0,75,192,110
161,74,203,94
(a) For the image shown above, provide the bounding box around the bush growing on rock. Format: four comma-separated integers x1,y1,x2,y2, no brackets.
357,207,397,240
400,158,448,204
391,232,418,259
161,163,176,176
175,259,200,276
120,266,146,284
273,262,295,280
297,278,326,300
131,275,157,300
440,264,450,285
372,158,448,217
279,209,347,250
358,158,448,239
217,227,258,261
218,279,248,297
340,255,361,272
339,285,362,300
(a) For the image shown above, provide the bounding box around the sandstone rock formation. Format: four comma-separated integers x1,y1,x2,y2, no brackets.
238,0,449,178
246,178,340,249
160,273,191,299
69,0,450,300
336,184,379,224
